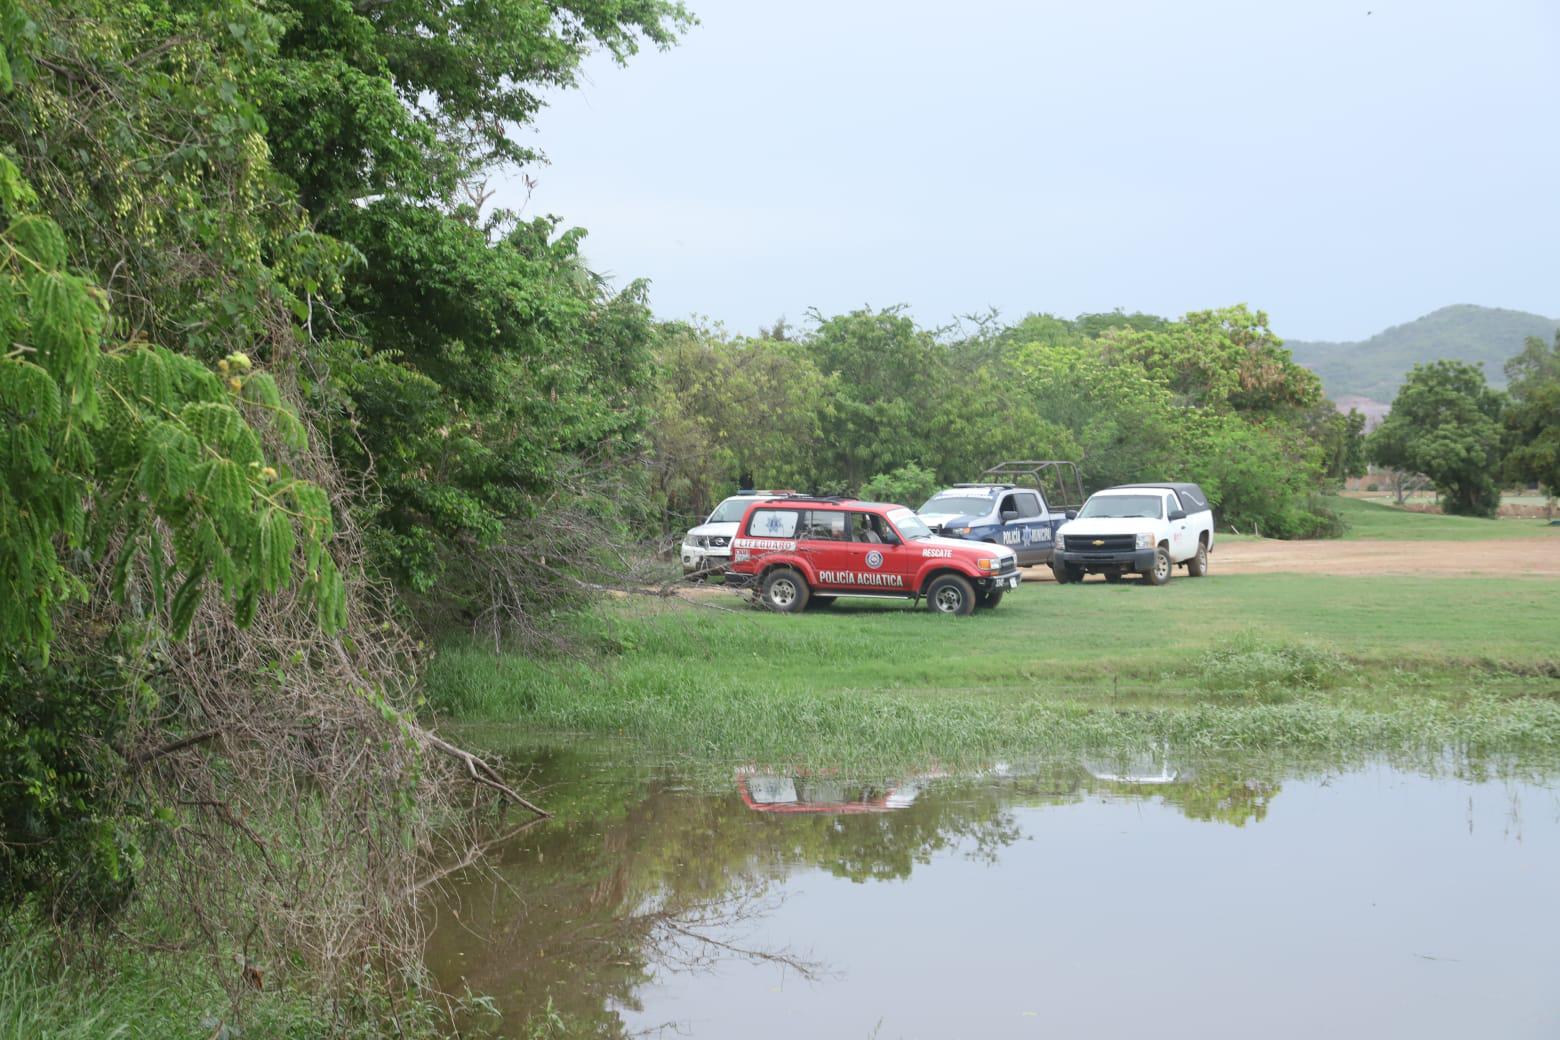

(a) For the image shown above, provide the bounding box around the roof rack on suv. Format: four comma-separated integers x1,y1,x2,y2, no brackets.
980,461,1086,512
763,494,851,504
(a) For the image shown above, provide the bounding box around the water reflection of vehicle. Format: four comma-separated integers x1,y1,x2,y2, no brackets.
735,767,943,814
1080,744,1185,785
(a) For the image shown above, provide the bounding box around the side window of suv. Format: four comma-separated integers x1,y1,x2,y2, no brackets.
1015,492,1042,519
747,509,800,538
998,493,1019,519
852,512,894,544
800,510,847,541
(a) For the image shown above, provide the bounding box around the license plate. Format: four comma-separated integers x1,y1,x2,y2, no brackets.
1002,575,1020,589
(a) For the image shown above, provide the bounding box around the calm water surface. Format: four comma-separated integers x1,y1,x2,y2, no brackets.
426,744,1560,1039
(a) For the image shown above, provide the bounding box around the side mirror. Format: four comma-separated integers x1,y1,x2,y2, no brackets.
1168,509,1186,522
1065,510,1077,520
1000,509,1019,523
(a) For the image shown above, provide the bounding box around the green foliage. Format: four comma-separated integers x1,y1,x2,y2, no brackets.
650,322,829,520
0,165,343,911
859,463,940,507
1369,360,1506,517
0,648,142,917
655,305,1343,537
1199,633,1353,701
262,0,695,214
1313,406,1368,483
323,201,658,595
1502,332,1560,500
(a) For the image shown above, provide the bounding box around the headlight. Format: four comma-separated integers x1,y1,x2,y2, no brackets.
977,557,1000,571
949,527,971,536
1135,533,1153,550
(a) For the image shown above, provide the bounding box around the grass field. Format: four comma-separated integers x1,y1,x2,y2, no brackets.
429,552,1560,767
1331,494,1560,541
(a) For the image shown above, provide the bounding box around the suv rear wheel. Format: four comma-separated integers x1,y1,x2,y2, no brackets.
760,568,810,613
1187,540,1209,577
926,574,976,616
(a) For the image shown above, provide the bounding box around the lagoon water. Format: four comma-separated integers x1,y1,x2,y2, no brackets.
426,745,1560,1039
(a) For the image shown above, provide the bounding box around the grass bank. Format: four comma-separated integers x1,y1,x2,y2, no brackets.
1330,494,1560,540
0,905,463,1040
427,570,1560,768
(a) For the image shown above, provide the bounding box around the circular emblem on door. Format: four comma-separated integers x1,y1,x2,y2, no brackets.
866,550,884,569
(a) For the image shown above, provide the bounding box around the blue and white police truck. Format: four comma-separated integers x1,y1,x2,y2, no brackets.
916,462,1086,567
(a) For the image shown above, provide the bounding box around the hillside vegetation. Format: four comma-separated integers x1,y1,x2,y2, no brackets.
1289,304,1559,401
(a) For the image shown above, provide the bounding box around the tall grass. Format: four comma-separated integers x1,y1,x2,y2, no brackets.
0,906,465,1040
427,577,1560,769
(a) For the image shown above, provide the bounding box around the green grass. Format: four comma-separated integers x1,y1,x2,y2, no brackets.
1331,494,1560,540
0,906,462,1040
427,570,1560,768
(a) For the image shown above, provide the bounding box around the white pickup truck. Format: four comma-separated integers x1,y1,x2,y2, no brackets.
1051,483,1214,586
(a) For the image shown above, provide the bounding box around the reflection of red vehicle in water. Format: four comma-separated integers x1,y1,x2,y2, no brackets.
735,766,944,814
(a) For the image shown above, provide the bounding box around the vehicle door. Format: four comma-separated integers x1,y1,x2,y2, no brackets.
989,490,1039,563
843,511,914,593
1165,491,1192,561
1011,489,1053,564
796,509,854,589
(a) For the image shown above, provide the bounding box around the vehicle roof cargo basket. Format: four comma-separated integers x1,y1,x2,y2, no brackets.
980,461,1086,512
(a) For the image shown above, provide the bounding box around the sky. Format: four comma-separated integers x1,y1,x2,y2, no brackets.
490,0,1560,342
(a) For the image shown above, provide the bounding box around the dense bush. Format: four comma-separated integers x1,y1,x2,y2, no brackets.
655,306,1349,537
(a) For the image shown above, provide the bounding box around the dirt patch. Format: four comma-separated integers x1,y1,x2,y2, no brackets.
1025,537,1560,580
676,537,1560,600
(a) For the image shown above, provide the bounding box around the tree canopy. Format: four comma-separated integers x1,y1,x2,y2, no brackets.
1369,360,1506,517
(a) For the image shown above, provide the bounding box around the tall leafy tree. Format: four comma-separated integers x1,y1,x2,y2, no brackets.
1369,360,1506,517
1503,332,1560,510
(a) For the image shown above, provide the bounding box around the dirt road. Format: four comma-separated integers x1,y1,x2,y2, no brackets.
1026,536,1560,580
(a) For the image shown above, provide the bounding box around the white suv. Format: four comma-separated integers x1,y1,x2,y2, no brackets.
680,491,793,577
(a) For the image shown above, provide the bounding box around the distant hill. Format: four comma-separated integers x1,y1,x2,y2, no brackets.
1287,305,1560,405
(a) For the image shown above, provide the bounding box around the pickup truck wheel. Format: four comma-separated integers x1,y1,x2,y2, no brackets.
761,568,810,613
926,574,976,616
1187,541,1210,577
1050,563,1080,584
1143,547,1172,586
975,587,1004,609
1104,573,1123,583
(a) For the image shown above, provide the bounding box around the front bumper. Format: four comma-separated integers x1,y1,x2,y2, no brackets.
1053,547,1156,573
982,572,1022,591
680,543,731,574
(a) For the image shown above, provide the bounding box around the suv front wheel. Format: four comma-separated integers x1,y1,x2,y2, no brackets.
760,568,810,613
926,574,976,616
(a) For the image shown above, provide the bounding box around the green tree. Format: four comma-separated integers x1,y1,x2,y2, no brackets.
1104,304,1322,416
1310,405,1368,484
804,308,948,487
1503,332,1560,512
1,167,342,911
649,323,830,523
1369,360,1506,517
859,463,940,507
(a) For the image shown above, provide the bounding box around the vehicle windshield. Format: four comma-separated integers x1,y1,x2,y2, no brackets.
917,493,993,516
706,497,753,524
1077,493,1163,519
889,508,933,540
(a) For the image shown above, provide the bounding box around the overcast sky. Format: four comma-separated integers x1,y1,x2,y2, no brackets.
491,0,1559,342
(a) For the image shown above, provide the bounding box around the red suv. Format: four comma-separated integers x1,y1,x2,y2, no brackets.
725,497,1020,615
